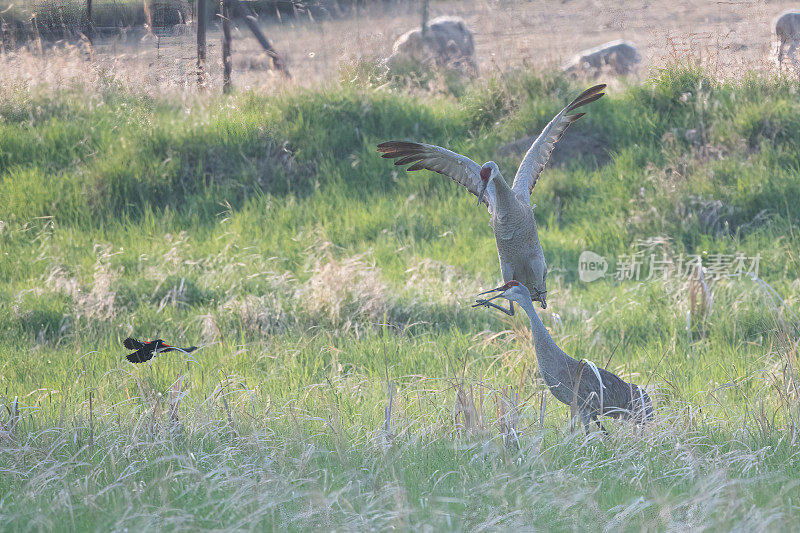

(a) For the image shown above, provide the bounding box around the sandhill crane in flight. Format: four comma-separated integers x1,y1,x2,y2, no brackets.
377,84,606,312
475,281,653,433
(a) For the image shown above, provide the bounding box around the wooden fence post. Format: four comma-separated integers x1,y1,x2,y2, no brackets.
229,0,291,79
421,0,429,36
196,0,207,88
85,0,93,41
221,0,231,92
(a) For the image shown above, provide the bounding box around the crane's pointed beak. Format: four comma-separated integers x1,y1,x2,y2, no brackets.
477,285,505,297
472,285,506,306
477,179,488,206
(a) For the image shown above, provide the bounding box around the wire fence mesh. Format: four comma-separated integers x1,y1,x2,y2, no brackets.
0,0,789,94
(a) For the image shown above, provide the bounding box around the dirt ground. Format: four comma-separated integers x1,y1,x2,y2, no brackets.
3,0,800,95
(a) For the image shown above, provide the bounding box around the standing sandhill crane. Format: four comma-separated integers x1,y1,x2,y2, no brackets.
474,281,653,432
776,10,800,69
377,84,606,312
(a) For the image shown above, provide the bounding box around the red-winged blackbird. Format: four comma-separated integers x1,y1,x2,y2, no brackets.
124,337,198,363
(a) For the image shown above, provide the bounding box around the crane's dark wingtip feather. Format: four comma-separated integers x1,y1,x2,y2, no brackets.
578,84,606,98
394,155,425,165
377,141,422,151
376,141,398,151
580,93,604,106
567,85,606,111
385,149,424,160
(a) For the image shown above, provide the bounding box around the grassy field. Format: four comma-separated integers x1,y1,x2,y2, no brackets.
2,66,800,530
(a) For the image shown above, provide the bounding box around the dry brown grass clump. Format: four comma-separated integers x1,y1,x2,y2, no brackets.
76,245,121,320
301,252,387,331
222,293,288,336
44,245,121,320
405,258,484,302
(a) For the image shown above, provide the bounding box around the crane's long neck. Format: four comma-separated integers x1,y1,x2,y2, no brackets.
491,173,516,208
517,296,579,393
518,297,557,353
491,173,529,227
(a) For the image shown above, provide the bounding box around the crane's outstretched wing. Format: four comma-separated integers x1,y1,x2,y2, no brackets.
511,84,606,205
377,141,492,210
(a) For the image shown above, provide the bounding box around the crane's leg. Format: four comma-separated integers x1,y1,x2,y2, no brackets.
531,288,547,309
593,415,609,436
569,413,579,433
496,262,516,316
580,413,591,434
473,298,515,316
580,413,610,436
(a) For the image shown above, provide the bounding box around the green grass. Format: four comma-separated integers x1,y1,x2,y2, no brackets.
2,66,800,530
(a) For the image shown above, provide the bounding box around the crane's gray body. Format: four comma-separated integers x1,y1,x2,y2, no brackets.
377,85,607,310
477,282,654,432
491,175,547,306
524,294,653,430
534,330,653,428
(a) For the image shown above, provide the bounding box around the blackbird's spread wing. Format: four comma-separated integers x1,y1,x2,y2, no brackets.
123,337,144,350
126,348,154,363
125,338,198,363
